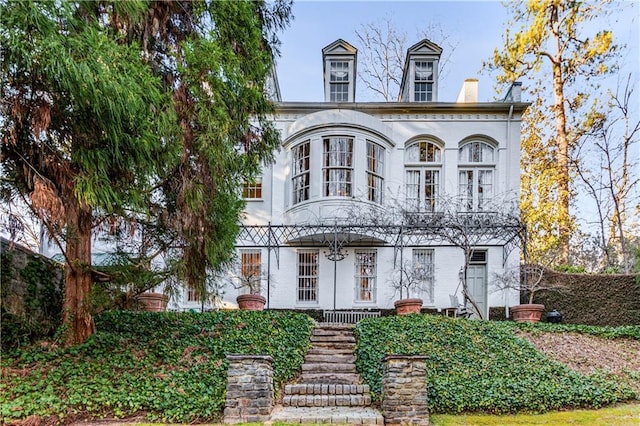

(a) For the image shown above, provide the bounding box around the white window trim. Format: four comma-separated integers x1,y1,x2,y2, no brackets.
458,141,496,211
410,58,438,102
242,176,263,201
366,140,385,204
404,141,443,212
412,249,435,304
325,58,355,102
323,136,354,197
297,250,319,304
292,141,311,205
354,250,377,304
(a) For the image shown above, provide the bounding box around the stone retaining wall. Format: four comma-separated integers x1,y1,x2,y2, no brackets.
223,354,274,424
381,355,429,425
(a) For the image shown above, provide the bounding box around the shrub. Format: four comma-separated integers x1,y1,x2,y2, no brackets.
355,315,636,414
1,310,314,423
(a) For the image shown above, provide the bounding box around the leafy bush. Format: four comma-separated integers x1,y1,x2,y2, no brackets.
355,315,636,414
1,310,313,423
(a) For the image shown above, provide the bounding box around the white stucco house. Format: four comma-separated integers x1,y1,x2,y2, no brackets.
175,39,528,319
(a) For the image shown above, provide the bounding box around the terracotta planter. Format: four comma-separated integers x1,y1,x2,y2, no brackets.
236,294,266,311
510,304,545,322
137,292,168,312
394,298,423,315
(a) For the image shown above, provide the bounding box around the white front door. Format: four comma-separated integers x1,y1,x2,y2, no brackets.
466,264,487,319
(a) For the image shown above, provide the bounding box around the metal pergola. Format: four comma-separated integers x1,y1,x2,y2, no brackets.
236,214,525,310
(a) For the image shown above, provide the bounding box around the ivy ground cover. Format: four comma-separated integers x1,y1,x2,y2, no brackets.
355,315,637,414
1,310,313,423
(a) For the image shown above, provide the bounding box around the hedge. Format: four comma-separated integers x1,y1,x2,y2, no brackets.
355,315,636,414
531,270,640,326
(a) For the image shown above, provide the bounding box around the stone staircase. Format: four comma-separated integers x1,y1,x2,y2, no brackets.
270,323,384,424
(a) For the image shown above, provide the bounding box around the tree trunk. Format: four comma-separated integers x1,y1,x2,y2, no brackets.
550,4,571,264
61,198,95,346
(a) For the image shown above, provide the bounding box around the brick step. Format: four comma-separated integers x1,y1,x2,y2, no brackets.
285,383,370,396
283,393,371,407
304,354,356,364
299,373,362,384
270,406,384,425
310,334,356,343
302,363,357,373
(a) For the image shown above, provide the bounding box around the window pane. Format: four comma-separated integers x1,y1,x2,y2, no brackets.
241,250,262,293
292,141,310,204
424,170,439,212
330,62,350,102
297,251,318,302
330,62,349,81
460,142,494,164
412,249,434,303
367,141,385,204
323,137,353,196
478,170,493,209
405,170,420,210
355,250,377,302
459,170,474,210
242,177,262,199
405,141,441,163
414,61,434,102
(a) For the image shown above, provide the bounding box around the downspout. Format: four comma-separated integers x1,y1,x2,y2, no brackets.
267,158,276,310
333,221,337,311
505,103,514,320
267,221,271,309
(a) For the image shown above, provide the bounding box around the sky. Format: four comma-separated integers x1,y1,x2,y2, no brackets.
275,0,640,103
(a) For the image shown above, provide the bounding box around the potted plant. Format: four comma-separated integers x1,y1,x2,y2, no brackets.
232,265,267,311
136,291,168,312
389,260,432,315
493,264,563,322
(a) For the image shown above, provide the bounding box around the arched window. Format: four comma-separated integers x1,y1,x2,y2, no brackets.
404,140,442,212
458,141,495,210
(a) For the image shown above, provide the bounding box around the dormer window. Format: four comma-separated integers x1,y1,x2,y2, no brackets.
414,61,435,102
323,39,357,102
329,61,350,102
399,39,442,102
